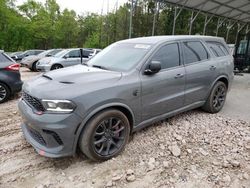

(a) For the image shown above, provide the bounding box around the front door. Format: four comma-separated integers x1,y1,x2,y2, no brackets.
140,42,185,121
64,49,81,67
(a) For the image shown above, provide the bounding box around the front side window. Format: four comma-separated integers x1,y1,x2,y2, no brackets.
151,43,180,69
68,50,80,58
183,41,209,64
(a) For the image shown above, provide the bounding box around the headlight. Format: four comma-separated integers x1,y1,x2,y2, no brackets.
41,100,76,113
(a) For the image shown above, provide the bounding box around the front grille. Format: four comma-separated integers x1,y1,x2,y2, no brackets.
23,92,45,112
28,127,46,146
43,130,63,145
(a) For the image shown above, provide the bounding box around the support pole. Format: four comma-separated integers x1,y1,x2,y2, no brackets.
203,15,207,35
129,0,134,38
216,18,226,36
189,11,194,35
152,1,159,36
189,10,200,35
172,6,183,35
226,21,236,43
203,15,213,35
235,23,246,44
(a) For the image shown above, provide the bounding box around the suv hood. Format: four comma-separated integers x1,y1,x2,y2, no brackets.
24,65,122,99
43,65,121,83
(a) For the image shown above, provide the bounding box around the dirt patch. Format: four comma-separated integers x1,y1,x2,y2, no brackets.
0,69,249,188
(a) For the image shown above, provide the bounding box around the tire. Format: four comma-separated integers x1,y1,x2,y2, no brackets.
32,61,38,72
51,64,63,70
0,83,10,104
79,109,130,161
202,81,227,113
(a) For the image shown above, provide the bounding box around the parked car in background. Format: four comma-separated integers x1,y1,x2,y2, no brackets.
36,48,92,71
9,51,23,59
21,49,62,71
12,50,45,62
18,36,233,161
0,50,22,103
234,33,250,72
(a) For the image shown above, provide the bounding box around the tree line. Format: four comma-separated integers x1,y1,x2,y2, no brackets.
0,0,240,52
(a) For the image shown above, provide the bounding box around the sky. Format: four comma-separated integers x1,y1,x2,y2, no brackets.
16,0,128,15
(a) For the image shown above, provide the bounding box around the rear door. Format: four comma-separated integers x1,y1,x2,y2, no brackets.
182,40,216,105
140,42,185,121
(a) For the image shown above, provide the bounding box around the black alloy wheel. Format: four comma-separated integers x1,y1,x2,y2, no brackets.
79,109,130,161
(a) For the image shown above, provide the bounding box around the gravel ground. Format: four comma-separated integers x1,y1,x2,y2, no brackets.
0,68,249,188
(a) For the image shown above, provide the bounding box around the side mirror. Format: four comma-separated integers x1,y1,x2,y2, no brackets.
144,61,161,75
64,54,69,59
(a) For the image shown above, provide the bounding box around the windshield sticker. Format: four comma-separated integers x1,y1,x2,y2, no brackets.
134,44,151,49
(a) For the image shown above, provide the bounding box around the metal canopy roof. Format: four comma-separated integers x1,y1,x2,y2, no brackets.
163,0,250,23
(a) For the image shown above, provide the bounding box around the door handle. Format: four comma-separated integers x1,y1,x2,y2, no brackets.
175,74,184,79
210,65,217,70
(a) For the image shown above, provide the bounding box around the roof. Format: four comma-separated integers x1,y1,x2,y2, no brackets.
163,0,250,23
119,35,224,44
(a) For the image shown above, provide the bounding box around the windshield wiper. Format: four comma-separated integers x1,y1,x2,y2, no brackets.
92,65,108,70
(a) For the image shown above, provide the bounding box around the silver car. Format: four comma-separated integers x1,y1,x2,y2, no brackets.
21,49,62,71
36,48,96,72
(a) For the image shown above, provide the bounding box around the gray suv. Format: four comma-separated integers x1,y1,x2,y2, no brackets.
18,36,234,161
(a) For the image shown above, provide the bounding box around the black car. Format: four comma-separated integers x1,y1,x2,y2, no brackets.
0,51,23,103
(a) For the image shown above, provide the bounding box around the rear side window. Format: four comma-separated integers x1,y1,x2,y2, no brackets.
0,53,12,63
151,43,180,69
183,41,209,64
82,50,93,58
206,41,229,57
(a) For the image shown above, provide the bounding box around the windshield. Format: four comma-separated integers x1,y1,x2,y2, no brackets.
47,49,62,56
54,49,69,58
38,50,51,58
88,43,151,71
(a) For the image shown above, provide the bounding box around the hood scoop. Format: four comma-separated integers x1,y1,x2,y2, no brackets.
59,81,74,84
42,74,52,80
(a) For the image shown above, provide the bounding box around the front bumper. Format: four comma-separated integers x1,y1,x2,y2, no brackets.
36,64,52,72
18,99,82,158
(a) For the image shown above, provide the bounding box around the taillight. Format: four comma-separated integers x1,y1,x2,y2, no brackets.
4,63,20,71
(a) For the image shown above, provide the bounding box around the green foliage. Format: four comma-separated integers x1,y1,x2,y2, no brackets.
0,0,240,51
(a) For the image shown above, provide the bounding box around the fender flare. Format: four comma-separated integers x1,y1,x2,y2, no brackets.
73,102,135,153
205,75,229,99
